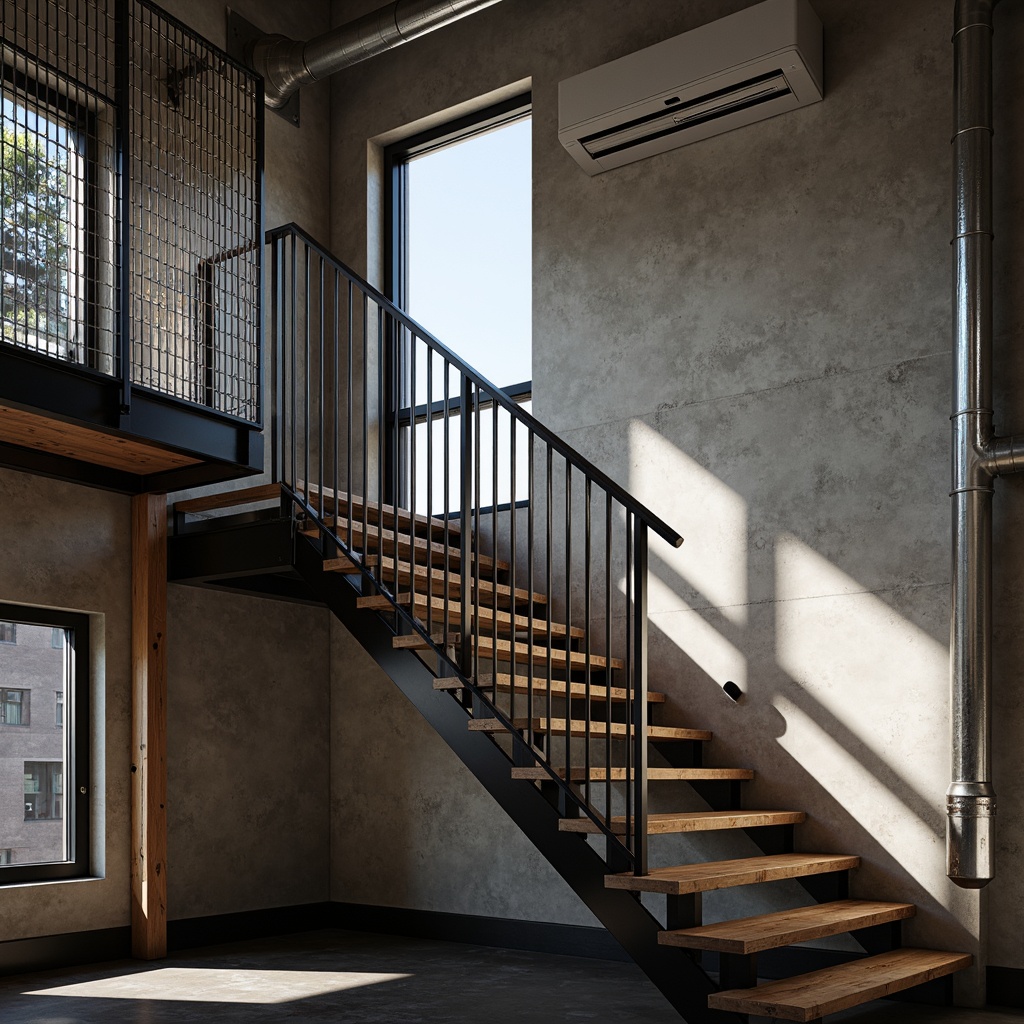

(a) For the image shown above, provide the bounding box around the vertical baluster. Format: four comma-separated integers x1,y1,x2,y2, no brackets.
459,376,473,678
605,492,613,841
625,511,633,861
564,461,573,782
509,408,518,730
271,236,282,485
473,389,482,691
403,327,411,630
443,360,451,645
332,268,340,538
545,446,553,773
361,292,369,559
390,317,402,625
426,347,434,640
491,397,499,708
376,304,385,583
526,431,535,750
584,478,592,797
632,518,649,876
347,280,353,551
317,256,324,524
289,235,297,492
303,245,310,511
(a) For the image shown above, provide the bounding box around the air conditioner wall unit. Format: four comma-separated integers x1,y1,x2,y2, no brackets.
557,0,823,176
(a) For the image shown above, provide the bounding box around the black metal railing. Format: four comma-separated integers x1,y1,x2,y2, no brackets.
268,223,682,875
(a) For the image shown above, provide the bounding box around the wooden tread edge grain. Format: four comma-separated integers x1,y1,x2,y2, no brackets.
511,766,751,781
560,809,804,836
469,717,712,742
605,853,861,895
355,593,584,639
659,899,915,954
707,948,972,1022
174,482,282,515
434,675,667,703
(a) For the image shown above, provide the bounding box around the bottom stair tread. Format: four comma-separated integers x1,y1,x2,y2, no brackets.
707,947,972,1022
659,899,915,954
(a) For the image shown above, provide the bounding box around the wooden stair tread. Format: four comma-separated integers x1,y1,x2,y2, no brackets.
561,809,804,836
311,517,509,572
470,717,711,742
708,948,972,1022
299,484,459,537
357,592,584,640
325,555,545,606
606,853,860,894
435,674,667,703
174,482,282,515
659,899,915,955
511,766,751,781
393,633,625,672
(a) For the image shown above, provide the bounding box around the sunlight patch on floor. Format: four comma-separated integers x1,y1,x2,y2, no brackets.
25,967,411,1004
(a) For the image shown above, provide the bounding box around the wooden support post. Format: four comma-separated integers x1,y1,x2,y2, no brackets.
131,492,168,959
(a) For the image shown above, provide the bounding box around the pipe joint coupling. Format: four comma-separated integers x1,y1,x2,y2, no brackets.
946,783,995,888
248,34,312,108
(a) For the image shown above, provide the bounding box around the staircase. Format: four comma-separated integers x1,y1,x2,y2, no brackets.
170,223,972,1022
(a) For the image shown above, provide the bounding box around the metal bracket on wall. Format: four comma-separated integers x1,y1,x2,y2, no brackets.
226,8,300,127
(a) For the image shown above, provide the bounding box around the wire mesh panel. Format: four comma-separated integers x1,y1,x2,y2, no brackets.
128,0,261,421
1,0,117,372
0,0,261,421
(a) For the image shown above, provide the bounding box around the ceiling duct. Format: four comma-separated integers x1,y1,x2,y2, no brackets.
558,0,823,176
247,0,502,110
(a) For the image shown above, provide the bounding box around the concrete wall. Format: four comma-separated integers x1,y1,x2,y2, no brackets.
326,0,1024,987
0,0,333,942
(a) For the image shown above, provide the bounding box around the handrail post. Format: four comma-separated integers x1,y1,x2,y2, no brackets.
460,377,474,673
632,518,649,875
270,236,282,485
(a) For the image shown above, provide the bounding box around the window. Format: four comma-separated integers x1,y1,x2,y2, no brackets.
24,761,62,820
1,79,86,362
0,687,27,725
0,849,10,865
51,627,64,649
0,605,89,882
385,95,532,513
0,621,15,643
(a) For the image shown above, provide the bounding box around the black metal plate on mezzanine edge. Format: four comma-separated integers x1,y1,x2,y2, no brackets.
0,346,263,494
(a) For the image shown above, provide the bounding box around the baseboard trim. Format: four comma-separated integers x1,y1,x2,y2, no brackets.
167,902,334,951
0,926,131,975
330,902,629,962
987,966,1024,1008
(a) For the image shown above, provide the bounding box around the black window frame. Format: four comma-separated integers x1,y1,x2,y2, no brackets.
0,686,29,725
382,93,533,513
0,603,90,884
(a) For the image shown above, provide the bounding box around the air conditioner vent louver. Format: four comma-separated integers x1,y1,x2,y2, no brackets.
558,0,823,176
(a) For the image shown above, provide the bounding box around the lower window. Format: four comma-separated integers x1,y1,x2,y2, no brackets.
0,605,89,882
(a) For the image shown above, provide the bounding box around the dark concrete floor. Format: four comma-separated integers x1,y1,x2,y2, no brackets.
0,930,1021,1023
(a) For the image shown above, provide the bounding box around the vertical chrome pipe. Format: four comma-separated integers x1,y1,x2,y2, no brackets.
949,0,999,888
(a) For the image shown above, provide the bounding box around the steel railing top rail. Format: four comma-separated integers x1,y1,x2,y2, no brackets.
266,222,684,550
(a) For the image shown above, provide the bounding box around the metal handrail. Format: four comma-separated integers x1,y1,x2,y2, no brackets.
266,222,683,549
268,223,684,874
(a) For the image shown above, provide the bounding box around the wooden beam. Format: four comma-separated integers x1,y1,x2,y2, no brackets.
131,493,168,960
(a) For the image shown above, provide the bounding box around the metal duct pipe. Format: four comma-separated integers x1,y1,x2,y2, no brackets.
249,0,503,108
949,0,1004,889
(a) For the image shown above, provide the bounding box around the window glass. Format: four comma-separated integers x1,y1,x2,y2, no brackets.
0,90,85,361
0,688,27,725
0,609,88,879
406,115,531,391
